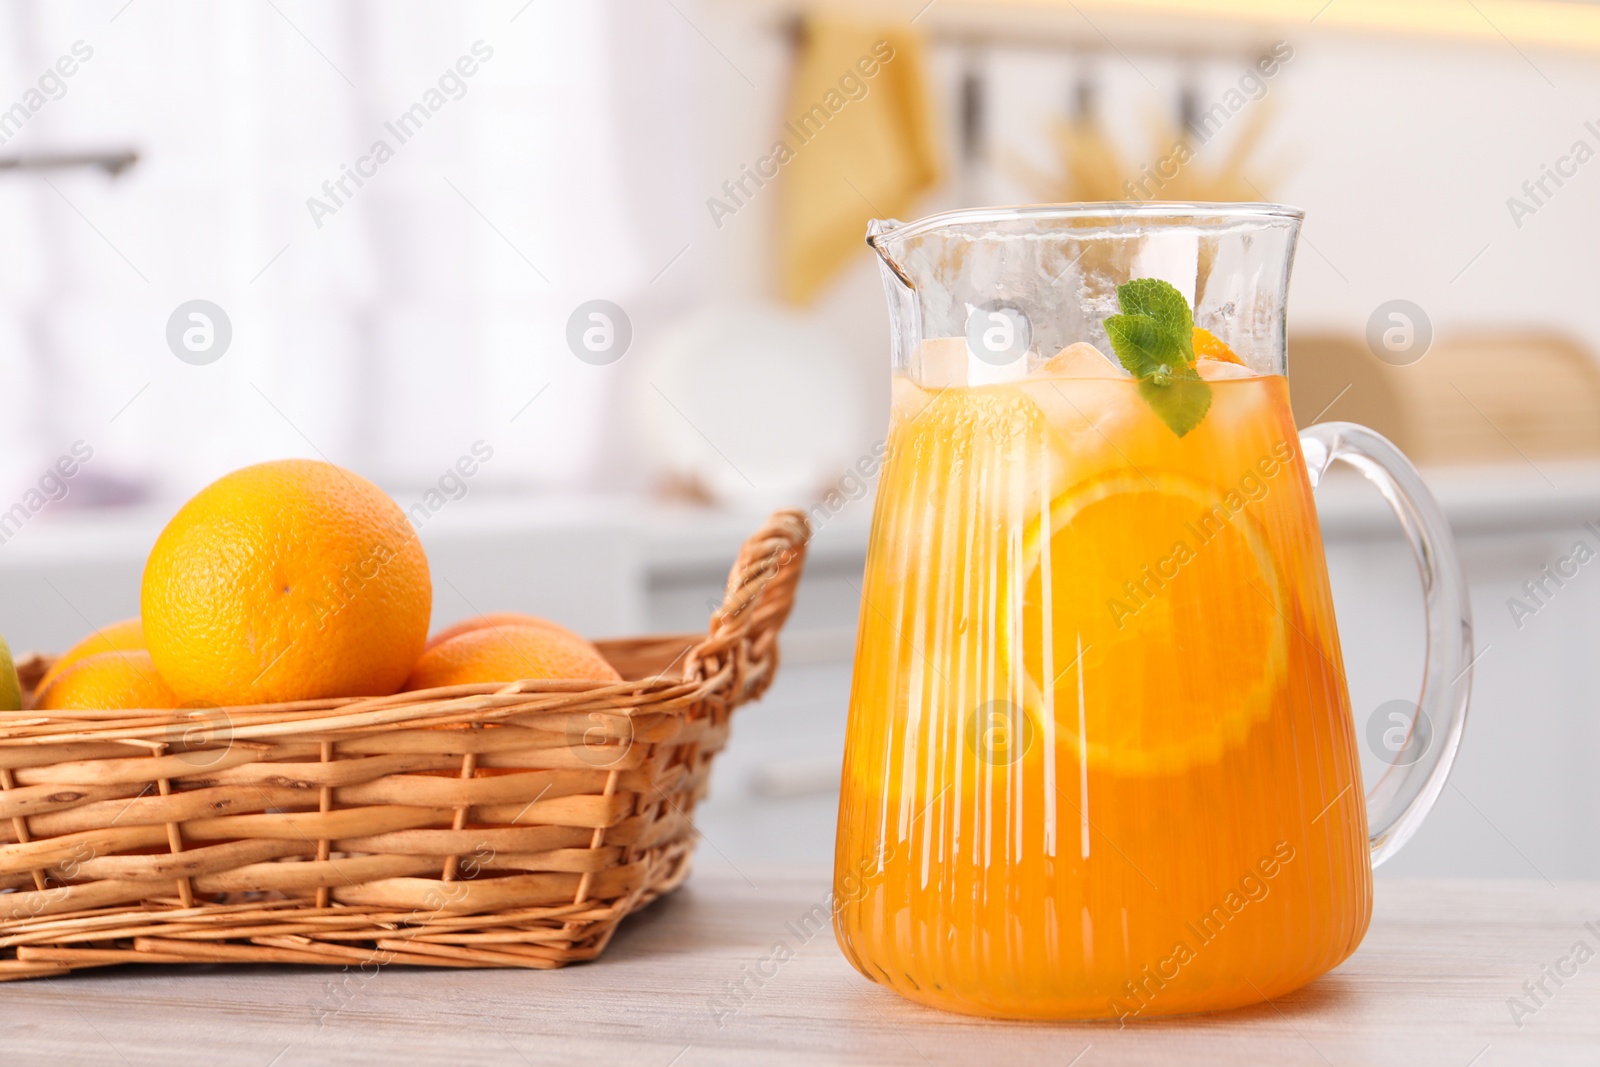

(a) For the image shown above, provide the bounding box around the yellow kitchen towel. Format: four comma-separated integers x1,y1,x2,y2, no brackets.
774,21,941,304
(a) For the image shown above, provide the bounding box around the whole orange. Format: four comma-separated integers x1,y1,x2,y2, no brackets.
424,611,584,652
36,650,178,711
404,624,619,691
142,459,432,705
37,617,146,695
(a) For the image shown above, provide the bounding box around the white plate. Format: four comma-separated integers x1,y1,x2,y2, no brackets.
631,303,868,510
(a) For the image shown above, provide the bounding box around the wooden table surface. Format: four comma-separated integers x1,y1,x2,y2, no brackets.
3,869,1598,1066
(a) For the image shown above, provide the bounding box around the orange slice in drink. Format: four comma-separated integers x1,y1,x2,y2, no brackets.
1192,326,1245,364
1014,470,1287,776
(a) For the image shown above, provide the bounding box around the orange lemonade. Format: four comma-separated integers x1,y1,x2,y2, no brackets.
833,356,1372,1019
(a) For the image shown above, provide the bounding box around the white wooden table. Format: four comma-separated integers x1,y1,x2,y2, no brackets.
2,870,1597,1065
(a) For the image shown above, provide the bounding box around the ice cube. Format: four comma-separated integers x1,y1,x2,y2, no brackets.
916,337,969,389
1037,342,1128,379
1020,374,1144,498
1196,359,1257,381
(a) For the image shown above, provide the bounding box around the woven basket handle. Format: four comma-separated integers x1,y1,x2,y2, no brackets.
684,509,810,694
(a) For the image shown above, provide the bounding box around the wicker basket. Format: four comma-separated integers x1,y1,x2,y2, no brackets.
0,509,808,981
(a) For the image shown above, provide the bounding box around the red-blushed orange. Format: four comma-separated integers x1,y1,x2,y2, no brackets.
424,612,585,653
404,624,619,691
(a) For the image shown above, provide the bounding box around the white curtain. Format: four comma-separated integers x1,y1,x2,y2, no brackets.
0,0,698,505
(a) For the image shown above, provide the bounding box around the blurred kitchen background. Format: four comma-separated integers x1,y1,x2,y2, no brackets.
2,0,1599,882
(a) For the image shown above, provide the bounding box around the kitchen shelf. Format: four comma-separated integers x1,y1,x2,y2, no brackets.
742,0,1600,55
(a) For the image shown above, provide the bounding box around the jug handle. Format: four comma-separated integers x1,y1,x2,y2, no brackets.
1299,422,1474,867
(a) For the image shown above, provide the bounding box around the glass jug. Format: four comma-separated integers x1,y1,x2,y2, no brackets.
833,203,1473,1020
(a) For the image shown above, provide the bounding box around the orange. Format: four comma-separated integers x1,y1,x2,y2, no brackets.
1014,469,1286,775
1193,325,1245,364
424,612,583,652
36,650,178,711
142,459,432,705
405,624,619,691
37,617,146,695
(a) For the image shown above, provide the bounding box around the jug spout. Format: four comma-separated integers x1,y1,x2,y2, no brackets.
866,217,922,376
866,217,912,287
865,202,1303,387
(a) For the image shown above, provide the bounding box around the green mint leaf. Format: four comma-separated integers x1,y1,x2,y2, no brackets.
1117,278,1194,356
1103,278,1211,437
1103,313,1177,378
1138,368,1212,437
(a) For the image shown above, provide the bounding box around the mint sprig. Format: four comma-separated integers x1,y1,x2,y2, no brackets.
1103,278,1211,437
